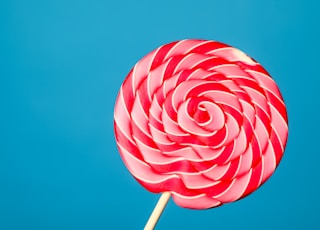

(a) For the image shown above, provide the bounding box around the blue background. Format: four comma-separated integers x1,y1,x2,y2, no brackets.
1,0,319,229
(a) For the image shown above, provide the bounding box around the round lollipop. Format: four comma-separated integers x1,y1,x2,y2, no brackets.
114,39,288,228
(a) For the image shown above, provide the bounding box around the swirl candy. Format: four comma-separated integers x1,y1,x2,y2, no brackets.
114,39,288,209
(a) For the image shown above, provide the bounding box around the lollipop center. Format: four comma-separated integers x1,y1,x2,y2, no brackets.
194,101,225,131
194,105,210,124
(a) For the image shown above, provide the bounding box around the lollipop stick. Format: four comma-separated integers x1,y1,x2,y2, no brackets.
144,192,171,230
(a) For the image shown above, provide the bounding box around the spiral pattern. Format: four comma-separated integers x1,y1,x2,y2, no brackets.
114,39,288,209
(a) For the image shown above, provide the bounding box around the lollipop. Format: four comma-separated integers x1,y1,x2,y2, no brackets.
114,39,288,227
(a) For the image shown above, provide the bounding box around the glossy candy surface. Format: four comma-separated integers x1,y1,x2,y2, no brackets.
114,39,288,209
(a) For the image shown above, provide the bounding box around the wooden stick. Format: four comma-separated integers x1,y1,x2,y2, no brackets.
144,192,171,230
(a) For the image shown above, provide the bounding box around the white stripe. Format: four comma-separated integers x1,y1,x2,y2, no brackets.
114,115,135,145
172,52,194,73
146,72,152,102
171,191,206,199
164,40,186,60
234,168,253,200
118,143,179,184
131,95,152,139
149,97,163,124
210,63,238,70
207,46,233,54
190,56,219,69
269,103,288,129
184,40,212,54
133,137,188,164
247,69,285,105
233,154,242,179
212,179,236,199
